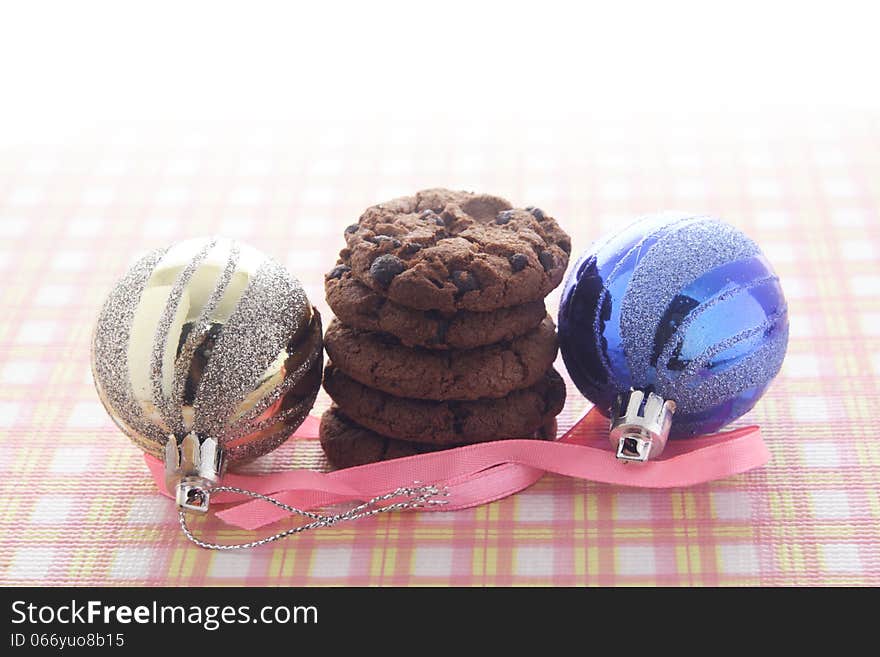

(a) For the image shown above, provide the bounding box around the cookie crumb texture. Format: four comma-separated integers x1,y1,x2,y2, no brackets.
324,315,559,400
323,363,566,445
344,188,572,313
319,406,435,469
325,263,547,350
320,405,558,469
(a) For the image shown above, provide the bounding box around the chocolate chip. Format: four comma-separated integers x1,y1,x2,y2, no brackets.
401,243,423,256
421,209,445,226
496,210,515,225
370,254,406,287
344,223,359,234
327,264,351,280
539,251,555,272
526,206,545,221
509,253,529,272
452,270,479,293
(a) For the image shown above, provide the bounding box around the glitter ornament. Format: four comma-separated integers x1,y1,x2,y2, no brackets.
91,237,323,510
558,214,788,462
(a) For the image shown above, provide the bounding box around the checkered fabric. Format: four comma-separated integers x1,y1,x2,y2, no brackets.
0,114,878,586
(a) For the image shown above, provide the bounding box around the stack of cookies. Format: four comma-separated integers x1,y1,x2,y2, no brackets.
319,189,572,468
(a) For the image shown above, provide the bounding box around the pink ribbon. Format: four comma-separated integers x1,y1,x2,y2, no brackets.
144,408,768,530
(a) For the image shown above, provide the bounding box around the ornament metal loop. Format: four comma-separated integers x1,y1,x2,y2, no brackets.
177,484,448,550
164,433,225,513
610,389,676,463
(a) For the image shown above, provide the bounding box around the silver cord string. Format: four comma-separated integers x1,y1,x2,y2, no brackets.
178,484,449,550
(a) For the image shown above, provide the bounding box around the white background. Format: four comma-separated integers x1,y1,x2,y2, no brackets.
1,0,878,140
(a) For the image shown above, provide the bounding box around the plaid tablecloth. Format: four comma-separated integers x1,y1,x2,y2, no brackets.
1,114,878,586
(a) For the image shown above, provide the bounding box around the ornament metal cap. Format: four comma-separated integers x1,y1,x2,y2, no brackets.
164,433,225,513
610,390,676,463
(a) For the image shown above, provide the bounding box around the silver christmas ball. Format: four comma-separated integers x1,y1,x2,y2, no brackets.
91,237,323,508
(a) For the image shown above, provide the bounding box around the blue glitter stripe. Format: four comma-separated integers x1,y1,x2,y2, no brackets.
652,257,780,384
651,255,775,367
620,220,761,389
668,382,769,437
591,213,707,390
657,278,786,384
664,322,788,436
683,307,787,379
666,307,788,404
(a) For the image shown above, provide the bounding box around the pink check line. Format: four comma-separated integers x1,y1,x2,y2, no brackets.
143,408,769,531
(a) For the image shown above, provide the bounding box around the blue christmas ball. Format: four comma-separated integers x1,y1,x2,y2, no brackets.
558,213,789,438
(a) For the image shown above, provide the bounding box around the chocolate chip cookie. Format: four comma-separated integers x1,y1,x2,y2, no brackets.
323,363,565,445
319,405,438,469
320,405,558,469
342,189,571,313
324,315,559,400
325,261,546,350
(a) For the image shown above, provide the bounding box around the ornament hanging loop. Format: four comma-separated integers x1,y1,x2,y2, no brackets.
164,433,226,513
610,390,676,462
178,484,449,550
